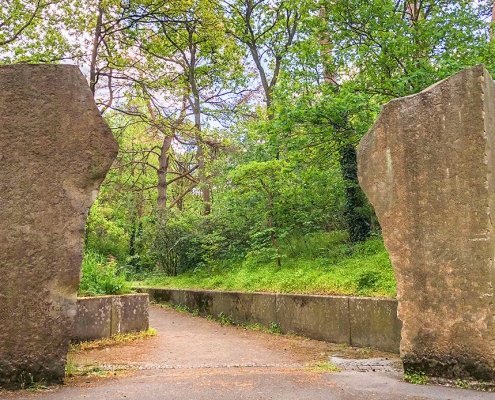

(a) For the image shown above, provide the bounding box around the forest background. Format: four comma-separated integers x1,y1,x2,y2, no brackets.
2,0,494,297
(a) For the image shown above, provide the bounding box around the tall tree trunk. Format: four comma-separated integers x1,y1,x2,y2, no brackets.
248,43,272,111
319,4,371,242
157,135,173,211
89,3,103,94
85,2,104,248
195,142,211,215
406,0,421,22
339,144,371,243
190,65,211,215
177,197,184,211
318,6,336,85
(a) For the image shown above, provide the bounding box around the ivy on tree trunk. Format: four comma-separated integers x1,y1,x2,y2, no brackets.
339,144,371,243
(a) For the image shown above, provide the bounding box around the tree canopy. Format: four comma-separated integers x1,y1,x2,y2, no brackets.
2,0,495,290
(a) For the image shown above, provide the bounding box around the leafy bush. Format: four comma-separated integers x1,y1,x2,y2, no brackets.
149,211,238,276
79,250,131,296
152,216,204,276
139,232,396,297
85,200,129,261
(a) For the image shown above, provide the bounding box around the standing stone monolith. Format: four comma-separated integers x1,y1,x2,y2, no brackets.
358,65,495,381
0,65,118,388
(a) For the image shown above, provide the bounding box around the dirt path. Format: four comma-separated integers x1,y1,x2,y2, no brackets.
1,305,493,400
72,305,376,369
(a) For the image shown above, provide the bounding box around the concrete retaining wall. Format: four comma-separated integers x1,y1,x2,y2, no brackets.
73,294,149,341
138,288,401,353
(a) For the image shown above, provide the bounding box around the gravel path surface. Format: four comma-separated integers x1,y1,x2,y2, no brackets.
1,305,492,400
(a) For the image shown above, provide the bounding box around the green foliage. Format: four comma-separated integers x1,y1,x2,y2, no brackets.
268,322,282,334
0,0,78,63
328,0,495,98
137,232,396,297
152,215,205,276
281,231,348,259
79,250,131,296
217,312,234,326
404,370,429,385
85,200,129,261
309,361,341,373
127,210,242,278
6,0,494,300
339,145,372,243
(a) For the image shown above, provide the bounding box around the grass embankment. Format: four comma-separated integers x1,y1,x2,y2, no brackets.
137,232,396,298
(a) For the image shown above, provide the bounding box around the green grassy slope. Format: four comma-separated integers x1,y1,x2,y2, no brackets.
136,233,396,298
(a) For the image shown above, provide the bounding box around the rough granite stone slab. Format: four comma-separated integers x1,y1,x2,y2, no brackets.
0,64,118,388
358,65,495,381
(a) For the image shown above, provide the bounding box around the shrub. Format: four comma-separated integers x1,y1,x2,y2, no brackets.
151,212,234,276
152,218,204,276
79,250,130,296
85,201,129,261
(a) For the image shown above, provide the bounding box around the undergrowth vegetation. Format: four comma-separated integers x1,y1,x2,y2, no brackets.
137,232,396,297
4,0,495,300
32,0,491,300
79,250,130,296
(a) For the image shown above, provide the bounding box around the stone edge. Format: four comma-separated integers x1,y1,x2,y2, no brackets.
72,294,149,341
